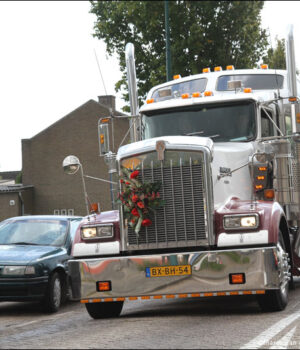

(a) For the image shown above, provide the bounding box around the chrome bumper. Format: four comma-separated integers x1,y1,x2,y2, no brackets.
68,247,279,301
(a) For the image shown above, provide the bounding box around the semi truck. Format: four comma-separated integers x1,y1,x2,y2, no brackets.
65,26,300,319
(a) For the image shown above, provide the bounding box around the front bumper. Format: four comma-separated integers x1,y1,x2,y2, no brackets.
69,246,279,302
0,276,49,301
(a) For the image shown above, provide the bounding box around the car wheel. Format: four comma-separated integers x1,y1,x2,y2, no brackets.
257,230,290,312
42,272,63,313
85,301,124,319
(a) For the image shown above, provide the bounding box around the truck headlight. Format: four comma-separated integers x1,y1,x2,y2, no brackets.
223,214,259,230
1,265,36,275
81,224,113,240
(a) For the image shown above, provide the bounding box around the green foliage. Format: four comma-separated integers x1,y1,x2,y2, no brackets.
15,172,22,184
262,37,286,69
90,1,268,110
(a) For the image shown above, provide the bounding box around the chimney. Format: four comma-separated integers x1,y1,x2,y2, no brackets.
98,95,116,114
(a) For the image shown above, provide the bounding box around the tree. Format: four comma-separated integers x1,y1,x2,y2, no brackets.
90,1,268,111
262,37,286,69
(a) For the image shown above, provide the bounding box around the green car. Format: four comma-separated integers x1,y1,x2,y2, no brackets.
0,215,82,313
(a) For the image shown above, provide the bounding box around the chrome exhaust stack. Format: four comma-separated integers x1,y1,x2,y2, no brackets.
125,43,140,142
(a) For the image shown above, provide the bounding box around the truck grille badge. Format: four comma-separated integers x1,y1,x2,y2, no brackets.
156,140,166,161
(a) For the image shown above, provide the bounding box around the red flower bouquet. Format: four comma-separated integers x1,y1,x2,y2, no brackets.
117,166,165,235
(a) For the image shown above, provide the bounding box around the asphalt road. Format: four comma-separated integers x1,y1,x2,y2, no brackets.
0,278,300,349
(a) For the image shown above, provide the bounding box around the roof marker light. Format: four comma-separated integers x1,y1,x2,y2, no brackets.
260,64,268,69
181,93,189,99
204,91,213,97
173,74,181,80
146,98,155,104
214,66,222,72
192,92,201,98
226,65,234,70
244,87,252,93
203,67,211,73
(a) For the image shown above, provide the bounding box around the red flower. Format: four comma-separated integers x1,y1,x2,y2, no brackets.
156,192,160,198
125,182,130,185
132,195,139,203
120,179,124,183
130,170,140,179
142,219,152,226
137,201,145,209
131,208,139,217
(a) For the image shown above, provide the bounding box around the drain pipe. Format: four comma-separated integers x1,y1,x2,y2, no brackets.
18,191,24,216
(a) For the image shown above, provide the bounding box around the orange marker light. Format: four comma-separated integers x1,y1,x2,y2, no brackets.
101,118,109,123
97,281,111,291
264,189,275,200
226,65,234,70
297,113,300,123
229,273,245,284
192,92,201,98
202,67,210,73
289,97,297,102
204,91,213,97
173,74,181,79
100,134,104,144
146,98,155,104
255,184,263,190
244,87,252,93
256,176,265,180
181,93,190,99
260,64,268,69
214,66,222,72
259,167,267,171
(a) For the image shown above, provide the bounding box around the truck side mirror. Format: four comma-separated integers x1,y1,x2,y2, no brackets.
98,117,110,156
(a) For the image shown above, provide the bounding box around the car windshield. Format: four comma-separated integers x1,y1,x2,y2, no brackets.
0,219,69,246
142,101,256,142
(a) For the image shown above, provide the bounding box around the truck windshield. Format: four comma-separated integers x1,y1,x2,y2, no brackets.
141,101,256,142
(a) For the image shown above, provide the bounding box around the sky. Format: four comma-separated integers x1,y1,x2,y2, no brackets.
1,1,300,172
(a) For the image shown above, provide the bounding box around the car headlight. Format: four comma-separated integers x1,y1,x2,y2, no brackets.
223,214,259,230
1,265,36,275
81,224,114,240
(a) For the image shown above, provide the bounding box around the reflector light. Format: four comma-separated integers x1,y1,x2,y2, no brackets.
101,118,109,123
100,134,104,144
256,176,265,180
229,273,245,284
255,184,263,190
202,67,210,73
97,281,111,291
260,64,268,69
192,92,201,98
181,93,189,99
226,65,234,70
214,66,222,71
297,113,300,123
244,87,252,93
147,98,154,104
173,74,181,79
264,189,275,199
204,91,213,97
259,167,267,171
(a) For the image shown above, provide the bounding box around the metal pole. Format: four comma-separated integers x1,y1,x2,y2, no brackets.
164,0,172,81
80,165,90,216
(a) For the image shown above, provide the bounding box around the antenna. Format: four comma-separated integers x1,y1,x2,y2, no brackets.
94,49,108,96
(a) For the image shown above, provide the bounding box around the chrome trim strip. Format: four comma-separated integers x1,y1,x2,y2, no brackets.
217,230,268,247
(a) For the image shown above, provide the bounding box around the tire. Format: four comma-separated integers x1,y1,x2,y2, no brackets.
42,272,63,313
257,230,290,312
85,301,124,319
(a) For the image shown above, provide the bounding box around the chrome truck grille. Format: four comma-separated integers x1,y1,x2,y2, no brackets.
120,149,213,251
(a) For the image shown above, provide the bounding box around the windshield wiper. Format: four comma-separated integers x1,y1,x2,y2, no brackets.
184,131,204,136
11,242,40,245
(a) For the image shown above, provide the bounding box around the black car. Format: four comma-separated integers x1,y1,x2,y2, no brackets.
0,215,82,313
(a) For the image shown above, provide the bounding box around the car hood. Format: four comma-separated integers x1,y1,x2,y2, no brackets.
0,245,66,264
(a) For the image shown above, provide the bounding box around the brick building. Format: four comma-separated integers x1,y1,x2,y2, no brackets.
0,95,129,221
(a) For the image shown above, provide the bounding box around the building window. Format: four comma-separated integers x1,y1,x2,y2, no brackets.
53,209,74,216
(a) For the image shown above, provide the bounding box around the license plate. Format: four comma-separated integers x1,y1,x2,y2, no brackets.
145,265,191,277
